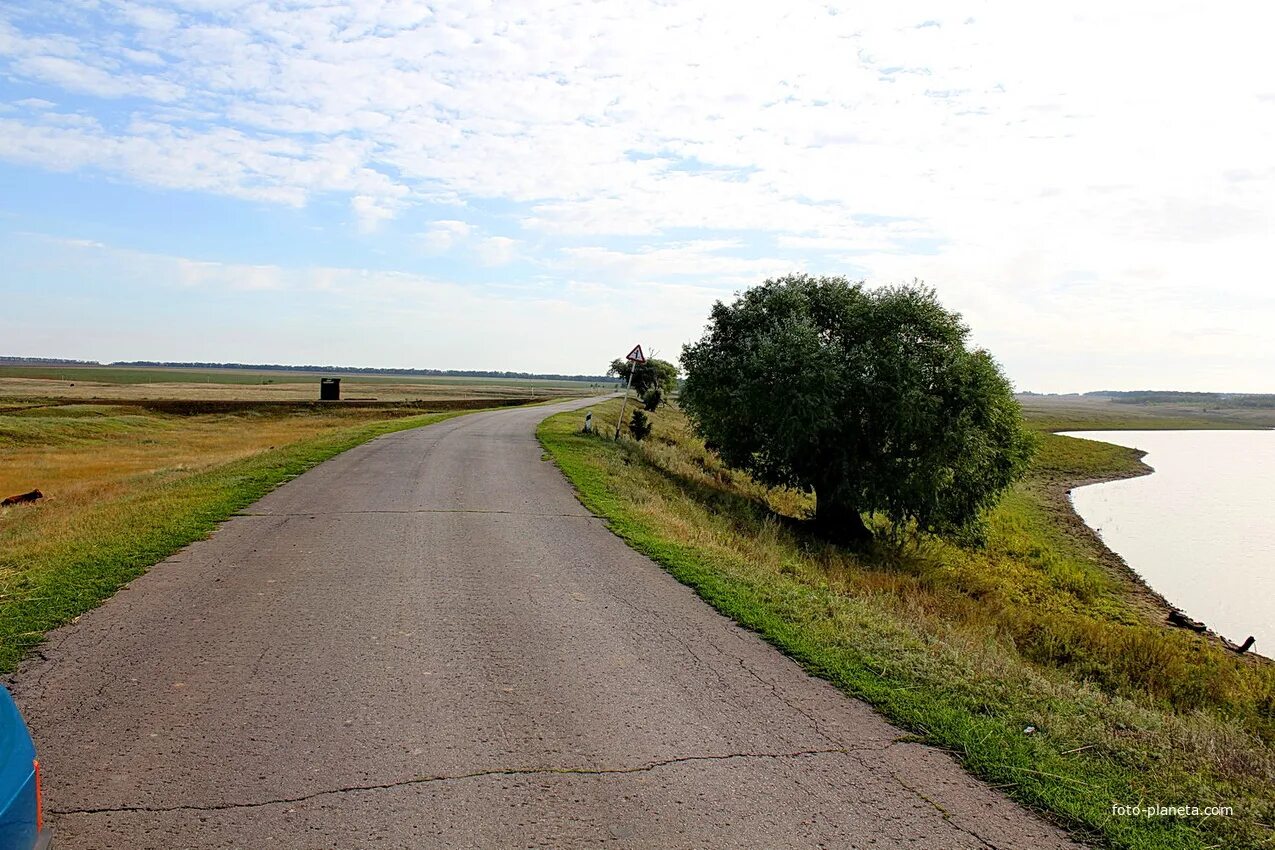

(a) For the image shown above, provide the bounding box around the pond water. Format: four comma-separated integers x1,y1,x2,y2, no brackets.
1064,430,1275,655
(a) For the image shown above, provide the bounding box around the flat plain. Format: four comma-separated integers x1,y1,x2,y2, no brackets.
1017,392,1275,430
0,364,614,404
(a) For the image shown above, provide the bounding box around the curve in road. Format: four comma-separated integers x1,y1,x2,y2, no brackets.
10,397,1082,849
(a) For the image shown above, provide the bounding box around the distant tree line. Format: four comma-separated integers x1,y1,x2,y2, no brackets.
1087,391,1275,408
0,356,101,365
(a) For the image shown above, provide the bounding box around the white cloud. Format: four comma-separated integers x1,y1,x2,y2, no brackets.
474,235,519,267
557,240,795,283
418,222,520,267
350,194,400,233
420,219,473,253
12,54,186,101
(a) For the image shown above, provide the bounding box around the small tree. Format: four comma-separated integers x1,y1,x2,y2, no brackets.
641,387,663,411
608,358,678,397
679,275,1035,544
628,409,653,441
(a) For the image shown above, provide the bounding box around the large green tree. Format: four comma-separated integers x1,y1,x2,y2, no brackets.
608,357,678,398
679,275,1035,544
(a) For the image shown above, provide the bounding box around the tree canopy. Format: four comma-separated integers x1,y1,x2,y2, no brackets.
679,275,1035,543
608,357,679,397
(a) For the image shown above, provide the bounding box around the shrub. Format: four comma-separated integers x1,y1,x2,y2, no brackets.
629,409,653,441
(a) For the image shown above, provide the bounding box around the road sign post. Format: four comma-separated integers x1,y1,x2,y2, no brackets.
614,344,646,440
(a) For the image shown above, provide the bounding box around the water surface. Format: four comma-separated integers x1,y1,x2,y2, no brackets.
1064,430,1274,654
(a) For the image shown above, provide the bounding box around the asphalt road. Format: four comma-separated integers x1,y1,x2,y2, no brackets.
11,397,1083,849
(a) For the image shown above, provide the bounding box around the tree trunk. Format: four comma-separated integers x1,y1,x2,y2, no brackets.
814,485,872,545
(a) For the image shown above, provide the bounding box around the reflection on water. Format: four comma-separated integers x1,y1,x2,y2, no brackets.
1065,430,1275,655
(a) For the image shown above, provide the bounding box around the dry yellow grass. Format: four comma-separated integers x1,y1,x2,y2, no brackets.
0,406,383,511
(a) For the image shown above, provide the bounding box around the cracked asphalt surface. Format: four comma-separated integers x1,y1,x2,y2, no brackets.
10,397,1085,849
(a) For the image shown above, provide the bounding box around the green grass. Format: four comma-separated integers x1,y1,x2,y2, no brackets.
0,408,475,671
1028,432,1148,480
539,401,1275,850
0,410,161,447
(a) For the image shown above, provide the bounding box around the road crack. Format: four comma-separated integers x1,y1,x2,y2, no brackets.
52,748,852,817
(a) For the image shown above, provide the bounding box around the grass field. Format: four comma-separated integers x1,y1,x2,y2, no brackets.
1019,393,1275,430
0,364,614,404
0,398,512,672
540,399,1274,850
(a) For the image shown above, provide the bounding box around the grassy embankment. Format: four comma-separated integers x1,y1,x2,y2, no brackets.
0,401,489,672
539,399,1274,850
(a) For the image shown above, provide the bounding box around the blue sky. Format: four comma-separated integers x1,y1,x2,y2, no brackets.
1,1,1272,390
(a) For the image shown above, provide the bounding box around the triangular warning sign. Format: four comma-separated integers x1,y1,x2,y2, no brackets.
625,344,646,363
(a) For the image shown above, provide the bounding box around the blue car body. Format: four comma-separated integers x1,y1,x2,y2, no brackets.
0,686,49,850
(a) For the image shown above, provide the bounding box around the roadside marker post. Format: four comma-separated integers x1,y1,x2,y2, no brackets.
614,344,646,440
